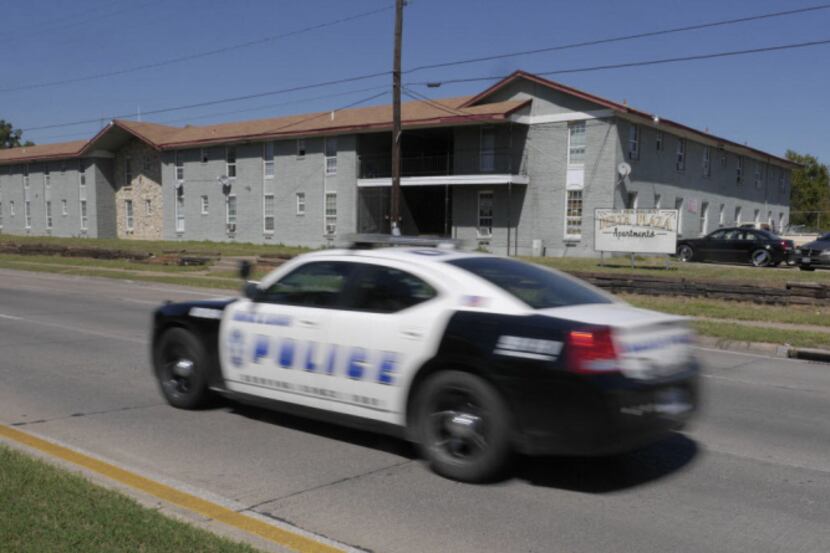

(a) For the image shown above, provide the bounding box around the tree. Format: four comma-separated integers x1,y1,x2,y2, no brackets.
786,150,830,229
0,119,34,149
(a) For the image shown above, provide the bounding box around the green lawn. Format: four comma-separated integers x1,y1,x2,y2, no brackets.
620,294,830,328
691,320,830,349
0,253,205,272
0,444,261,553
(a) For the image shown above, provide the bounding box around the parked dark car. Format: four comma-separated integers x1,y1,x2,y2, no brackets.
676,227,795,267
796,233,830,271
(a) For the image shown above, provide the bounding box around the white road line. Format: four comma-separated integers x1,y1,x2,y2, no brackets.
0,313,147,345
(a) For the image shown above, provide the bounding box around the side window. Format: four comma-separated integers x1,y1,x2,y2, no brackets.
742,231,759,241
708,230,726,241
260,261,353,308
723,229,741,240
350,265,437,313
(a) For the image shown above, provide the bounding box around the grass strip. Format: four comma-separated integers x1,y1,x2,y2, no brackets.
621,294,830,328
0,253,206,273
691,320,830,349
0,444,260,553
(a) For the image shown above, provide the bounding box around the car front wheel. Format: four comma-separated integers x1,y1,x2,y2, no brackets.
677,244,694,262
153,328,211,409
413,371,512,483
751,249,772,267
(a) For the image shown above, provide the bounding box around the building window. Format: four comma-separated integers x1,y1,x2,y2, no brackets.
703,146,711,177
654,193,662,209
79,161,86,186
175,192,185,233
675,197,684,236
200,148,209,164
125,156,133,186
675,139,686,172
719,204,725,227
80,201,88,231
200,195,209,215
778,171,785,193
296,192,306,215
480,127,496,172
627,124,639,160
565,190,583,238
656,131,663,152
720,149,728,168
226,195,237,231
264,194,275,232
23,165,29,190
325,137,337,175
736,156,743,183
699,201,709,235
263,142,275,178
226,147,237,179
145,199,152,215
567,121,586,165
124,199,134,231
734,206,742,225
297,139,306,159
478,190,494,237
626,191,638,209
175,151,184,182
754,163,762,189
325,192,337,235
61,199,68,216
25,200,32,229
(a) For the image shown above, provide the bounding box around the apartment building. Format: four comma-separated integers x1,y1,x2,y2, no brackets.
0,70,797,256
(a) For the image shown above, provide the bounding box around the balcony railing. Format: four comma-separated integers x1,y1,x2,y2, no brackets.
358,149,523,179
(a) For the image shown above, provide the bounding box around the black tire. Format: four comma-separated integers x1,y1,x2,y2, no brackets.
412,371,512,483
750,248,772,267
153,328,211,409
677,244,694,262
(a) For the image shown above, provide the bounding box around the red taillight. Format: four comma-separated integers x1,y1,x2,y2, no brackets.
566,327,620,374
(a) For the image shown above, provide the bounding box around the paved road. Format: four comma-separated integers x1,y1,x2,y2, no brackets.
1,268,828,553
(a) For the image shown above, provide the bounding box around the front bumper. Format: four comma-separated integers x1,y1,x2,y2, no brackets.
504,365,701,456
797,252,830,268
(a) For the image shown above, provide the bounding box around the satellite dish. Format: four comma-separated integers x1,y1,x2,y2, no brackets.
218,175,229,187
617,162,632,178
174,180,183,190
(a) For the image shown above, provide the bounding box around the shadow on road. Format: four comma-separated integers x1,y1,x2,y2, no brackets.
221,400,699,492
513,432,700,493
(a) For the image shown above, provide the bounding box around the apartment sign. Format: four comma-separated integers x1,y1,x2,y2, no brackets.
594,209,678,254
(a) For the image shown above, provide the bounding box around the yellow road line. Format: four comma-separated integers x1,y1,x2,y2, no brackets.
0,424,345,553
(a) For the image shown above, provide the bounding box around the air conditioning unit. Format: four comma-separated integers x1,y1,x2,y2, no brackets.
226,223,236,233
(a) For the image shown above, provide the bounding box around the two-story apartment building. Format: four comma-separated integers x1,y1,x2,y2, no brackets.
0,71,797,256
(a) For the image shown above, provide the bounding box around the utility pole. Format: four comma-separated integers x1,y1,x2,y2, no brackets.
390,0,404,236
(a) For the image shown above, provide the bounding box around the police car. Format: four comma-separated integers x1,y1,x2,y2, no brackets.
151,237,700,482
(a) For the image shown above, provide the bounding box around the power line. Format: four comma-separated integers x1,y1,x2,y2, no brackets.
7,0,167,38
21,71,390,132
404,3,830,74
406,38,830,87
1,5,392,94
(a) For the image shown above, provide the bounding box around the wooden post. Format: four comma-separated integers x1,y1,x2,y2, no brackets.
390,0,404,236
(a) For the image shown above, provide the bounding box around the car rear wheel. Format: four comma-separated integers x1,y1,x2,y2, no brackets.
677,245,694,262
751,249,772,267
154,328,211,409
413,371,512,483
799,265,816,271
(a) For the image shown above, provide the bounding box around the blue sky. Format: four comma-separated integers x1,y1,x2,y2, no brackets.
2,0,828,161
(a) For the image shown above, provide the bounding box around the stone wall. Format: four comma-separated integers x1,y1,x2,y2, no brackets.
113,139,163,240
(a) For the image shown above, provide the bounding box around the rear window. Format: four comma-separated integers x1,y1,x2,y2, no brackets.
446,257,613,309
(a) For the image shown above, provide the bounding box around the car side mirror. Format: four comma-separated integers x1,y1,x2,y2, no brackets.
243,282,260,301
239,260,252,280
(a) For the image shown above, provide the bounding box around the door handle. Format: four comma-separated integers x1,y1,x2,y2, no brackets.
298,319,318,328
401,329,423,339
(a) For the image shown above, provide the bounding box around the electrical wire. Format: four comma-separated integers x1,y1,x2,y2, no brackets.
406,38,830,87
404,3,830,74
1,5,392,94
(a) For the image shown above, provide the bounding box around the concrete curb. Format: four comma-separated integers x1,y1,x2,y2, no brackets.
698,336,830,363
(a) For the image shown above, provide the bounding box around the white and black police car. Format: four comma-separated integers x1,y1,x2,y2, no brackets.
151,236,700,482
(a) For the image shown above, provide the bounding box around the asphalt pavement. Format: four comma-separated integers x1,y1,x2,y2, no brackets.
1,268,828,553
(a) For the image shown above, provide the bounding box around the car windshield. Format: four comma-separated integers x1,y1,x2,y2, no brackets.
819,233,830,241
446,256,613,309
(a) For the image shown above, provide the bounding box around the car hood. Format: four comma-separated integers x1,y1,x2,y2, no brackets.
800,240,830,250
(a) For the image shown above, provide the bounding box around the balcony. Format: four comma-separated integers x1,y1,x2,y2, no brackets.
357,149,526,182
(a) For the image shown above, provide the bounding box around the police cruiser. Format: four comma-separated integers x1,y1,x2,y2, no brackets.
151,236,700,482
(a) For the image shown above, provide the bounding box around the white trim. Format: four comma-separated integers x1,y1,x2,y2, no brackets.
510,109,614,125
357,174,529,188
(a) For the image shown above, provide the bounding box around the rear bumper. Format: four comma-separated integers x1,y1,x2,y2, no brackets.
504,365,701,457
